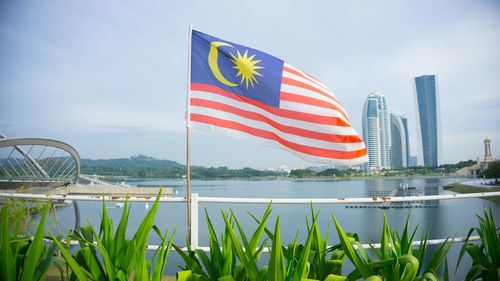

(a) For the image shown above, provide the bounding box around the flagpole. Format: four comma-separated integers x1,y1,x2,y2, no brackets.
186,25,193,244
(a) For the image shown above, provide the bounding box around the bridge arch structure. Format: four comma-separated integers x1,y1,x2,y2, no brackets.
0,135,80,188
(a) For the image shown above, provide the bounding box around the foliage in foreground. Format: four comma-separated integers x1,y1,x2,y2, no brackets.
333,212,451,280
0,202,58,281
51,189,176,281
457,207,500,281
1,190,499,281
176,204,454,281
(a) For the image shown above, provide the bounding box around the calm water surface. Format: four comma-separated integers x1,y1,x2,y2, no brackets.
53,177,499,279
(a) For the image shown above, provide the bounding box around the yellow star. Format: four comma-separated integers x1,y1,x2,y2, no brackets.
230,49,264,89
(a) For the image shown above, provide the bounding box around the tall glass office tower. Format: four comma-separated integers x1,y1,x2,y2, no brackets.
362,92,391,170
390,114,409,169
414,75,442,167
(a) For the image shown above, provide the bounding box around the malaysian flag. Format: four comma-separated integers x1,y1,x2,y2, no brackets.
188,30,368,165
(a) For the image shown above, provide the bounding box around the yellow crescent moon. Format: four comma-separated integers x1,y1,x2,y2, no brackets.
208,41,238,87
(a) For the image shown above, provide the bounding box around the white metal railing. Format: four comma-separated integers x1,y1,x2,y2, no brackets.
1,191,499,250
45,235,482,253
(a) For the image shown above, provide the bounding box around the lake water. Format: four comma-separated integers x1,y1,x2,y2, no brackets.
53,177,499,279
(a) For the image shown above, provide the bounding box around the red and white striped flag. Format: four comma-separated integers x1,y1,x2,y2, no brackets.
188,30,368,165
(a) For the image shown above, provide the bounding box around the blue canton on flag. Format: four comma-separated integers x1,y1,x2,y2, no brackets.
191,31,284,107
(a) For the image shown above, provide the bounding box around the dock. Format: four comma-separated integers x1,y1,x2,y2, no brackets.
346,186,438,209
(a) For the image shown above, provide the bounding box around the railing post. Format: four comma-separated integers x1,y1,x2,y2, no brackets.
190,193,199,249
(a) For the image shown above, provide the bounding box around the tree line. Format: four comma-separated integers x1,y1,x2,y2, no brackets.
80,155,281,179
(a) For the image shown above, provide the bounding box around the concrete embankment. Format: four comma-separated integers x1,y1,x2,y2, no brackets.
50,184,173,197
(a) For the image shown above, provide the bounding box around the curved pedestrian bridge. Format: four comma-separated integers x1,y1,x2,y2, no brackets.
0,133,80,189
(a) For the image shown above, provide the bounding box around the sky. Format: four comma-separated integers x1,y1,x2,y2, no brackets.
1,0,499,169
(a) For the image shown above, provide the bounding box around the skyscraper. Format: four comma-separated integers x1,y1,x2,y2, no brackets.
414,75,442,167
362,92,391,170
401,117,411,164
390,114,409,169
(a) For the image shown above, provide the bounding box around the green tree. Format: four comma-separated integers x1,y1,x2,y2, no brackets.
483,161,500,183
290,169,315,178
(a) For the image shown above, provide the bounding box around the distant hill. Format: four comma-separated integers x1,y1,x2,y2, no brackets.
80,155,280,179
81,155,182,169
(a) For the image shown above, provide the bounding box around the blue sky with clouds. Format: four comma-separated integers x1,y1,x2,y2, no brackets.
1,0,499,169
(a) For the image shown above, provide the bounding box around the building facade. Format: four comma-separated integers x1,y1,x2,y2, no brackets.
362,92,391,170
390,114,409,169
401,117,411,164
484,138,494,162
408,156,418,167
414,75,442,167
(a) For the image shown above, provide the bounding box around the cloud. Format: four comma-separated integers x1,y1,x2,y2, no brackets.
64,103,185,133
469,98,500,110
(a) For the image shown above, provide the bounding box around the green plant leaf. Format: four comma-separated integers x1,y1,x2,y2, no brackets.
219,275,236,281
248,203,273,252
269,216,285,281
398,254,418,281
205,208,224,277
195,249,219,281
33,237,60,281
293,217,316,281
0,204,16,281
222,209,260,281
91,227,116,280
49,230,89,281
75,246,105,281
133,190,162,246
443,259,449,281
423,238,450,275
113,198,131,263
173,244,205,274
323,274,347,281
177,269,193,281
152,227,176,281
332,214,372,279
20,203,50,281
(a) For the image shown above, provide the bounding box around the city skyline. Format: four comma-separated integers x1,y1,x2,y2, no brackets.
1,1,499,169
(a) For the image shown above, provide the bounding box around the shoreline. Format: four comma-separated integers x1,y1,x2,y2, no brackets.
444,179,500,203
106,174,462,182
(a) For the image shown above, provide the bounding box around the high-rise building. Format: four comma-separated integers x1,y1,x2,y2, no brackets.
390,114,409,169
362,92,391,170
414,75,442,167
408,156,418,167
401,117,411,164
